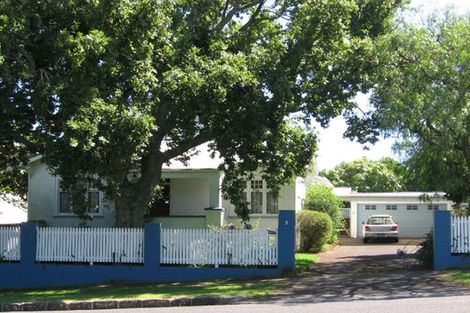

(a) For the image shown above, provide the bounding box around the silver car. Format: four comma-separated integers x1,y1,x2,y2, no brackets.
362,214,399,243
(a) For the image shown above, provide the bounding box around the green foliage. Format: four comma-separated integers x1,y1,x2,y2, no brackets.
416,231,434,268
320,157,407,192
303,184,342,242
297,210,333,253
295,253,319,272
0,0,403,226
345,12,470,204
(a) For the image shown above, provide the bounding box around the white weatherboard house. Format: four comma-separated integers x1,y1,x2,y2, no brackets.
335,187,453,238
28,144,306,229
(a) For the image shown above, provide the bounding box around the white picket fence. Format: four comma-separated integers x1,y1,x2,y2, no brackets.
36,227,144,263
451,216,470,254
161,228,278,266
0,226,21,261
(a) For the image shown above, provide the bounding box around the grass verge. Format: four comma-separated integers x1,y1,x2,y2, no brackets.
444,270,470,284
0,279,281,304
295,253,319,272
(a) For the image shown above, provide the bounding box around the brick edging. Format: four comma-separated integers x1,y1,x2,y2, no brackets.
0,296,251,311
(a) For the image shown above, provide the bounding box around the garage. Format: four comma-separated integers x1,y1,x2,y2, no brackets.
334,190,453,238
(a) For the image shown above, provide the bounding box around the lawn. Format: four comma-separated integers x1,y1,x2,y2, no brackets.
444,270,470,284
0,279,281,304
0,254,316,304
295,253,319,272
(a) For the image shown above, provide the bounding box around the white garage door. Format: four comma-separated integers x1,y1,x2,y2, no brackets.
356,203,445,238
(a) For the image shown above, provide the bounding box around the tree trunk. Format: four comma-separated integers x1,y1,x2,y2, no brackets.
114,159,163,227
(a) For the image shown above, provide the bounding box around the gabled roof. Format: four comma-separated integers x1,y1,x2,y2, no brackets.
29,143,222,171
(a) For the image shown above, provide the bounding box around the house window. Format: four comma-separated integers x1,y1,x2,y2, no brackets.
386,205,397,211
365,205,376,210
428,204,439,211
235,179,279,215
267,191,279,214
407,204,418,211
58,186,102,215
59,191,72,214
87,191,100,214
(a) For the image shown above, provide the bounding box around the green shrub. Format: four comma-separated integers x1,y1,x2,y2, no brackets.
303,184,342,243
416,231,433,268
297,210,333,253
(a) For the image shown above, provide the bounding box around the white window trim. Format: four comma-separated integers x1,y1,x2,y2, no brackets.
56,179,104,217
245,178,279,216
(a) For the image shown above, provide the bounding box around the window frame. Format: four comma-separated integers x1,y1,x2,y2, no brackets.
406,204,418,211
427,204,439,211
365,204,376,211
386,204,397,211
57,181,103,217
242,178,280,216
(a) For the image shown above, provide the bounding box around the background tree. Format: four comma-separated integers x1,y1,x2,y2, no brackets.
0,0,403,226
303,184,342,242
320,157,408,192
345,12,470,203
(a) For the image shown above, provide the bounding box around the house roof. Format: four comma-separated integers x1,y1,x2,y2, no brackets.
162,143,222,170
333,188,452,203
29,143,223,171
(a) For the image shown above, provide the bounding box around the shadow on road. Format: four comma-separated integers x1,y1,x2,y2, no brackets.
249,241,470,306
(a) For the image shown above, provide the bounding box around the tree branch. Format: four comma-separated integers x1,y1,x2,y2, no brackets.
162,132,212,161
214,0,264,33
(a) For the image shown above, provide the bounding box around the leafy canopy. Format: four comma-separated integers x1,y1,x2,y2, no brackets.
0,0,403,226
345,12,470,203
320,157,408,192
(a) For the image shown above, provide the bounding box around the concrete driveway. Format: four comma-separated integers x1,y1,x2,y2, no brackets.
254,237,470,304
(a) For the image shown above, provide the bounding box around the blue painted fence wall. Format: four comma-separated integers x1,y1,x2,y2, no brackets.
434,210,470,270
0,210,296,289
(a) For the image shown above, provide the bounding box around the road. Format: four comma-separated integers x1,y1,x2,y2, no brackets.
45,295,470,313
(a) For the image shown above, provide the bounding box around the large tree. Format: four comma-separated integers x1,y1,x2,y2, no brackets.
0,0,402,226
320,157,407,192
345,12,470,203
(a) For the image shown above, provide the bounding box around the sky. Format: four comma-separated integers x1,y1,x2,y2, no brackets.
315,0,470,171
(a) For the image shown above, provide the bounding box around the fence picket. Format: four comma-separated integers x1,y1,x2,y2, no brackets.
0,226,20,261
160,228,277,266
450,216,470,254
35,226,144,264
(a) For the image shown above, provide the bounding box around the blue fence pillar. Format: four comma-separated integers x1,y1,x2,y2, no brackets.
144,223,161,275
20,222,37,265
434,210,452,270
277,210,296,272
434,210,470,269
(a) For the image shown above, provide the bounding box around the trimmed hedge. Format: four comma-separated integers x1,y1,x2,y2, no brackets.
297,210,332,253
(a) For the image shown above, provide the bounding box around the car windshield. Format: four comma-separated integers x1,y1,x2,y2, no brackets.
367,217,394,225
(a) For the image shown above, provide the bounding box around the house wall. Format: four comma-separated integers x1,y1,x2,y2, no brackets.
169,179,210,216
222,181,297,230
28,161,115,227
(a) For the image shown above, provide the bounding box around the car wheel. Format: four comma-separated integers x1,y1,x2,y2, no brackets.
363,238,368,244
